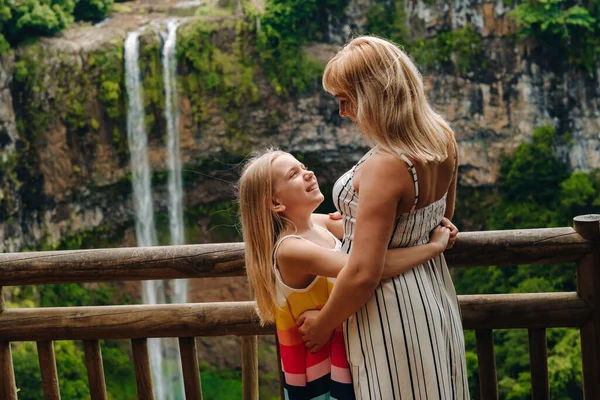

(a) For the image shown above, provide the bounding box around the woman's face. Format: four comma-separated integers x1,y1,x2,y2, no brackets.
337,96,357,121
271,154,324,214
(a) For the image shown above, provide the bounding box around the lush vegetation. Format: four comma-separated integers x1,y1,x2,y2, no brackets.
366,0,486,74
510,0,600,72
248,0,348,94
453,126,600,399
0,0,115,55
366,0,599,73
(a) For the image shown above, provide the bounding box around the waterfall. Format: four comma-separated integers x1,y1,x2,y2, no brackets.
161,19,186,400
124,30,166,400
163,19,186,290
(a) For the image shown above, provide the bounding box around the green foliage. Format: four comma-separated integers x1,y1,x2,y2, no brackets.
177,20,260,151
139,34,166,141
366,1,484,74
251,0,347,94
0,0,114,50
199,364,243,399
366,0,408,45
409,27,484,74
454,124,599,398
1,0,74,46
509,0,600,72
74,0,113,22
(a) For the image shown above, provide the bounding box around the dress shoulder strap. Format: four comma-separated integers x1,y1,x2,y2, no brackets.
399,154,419,212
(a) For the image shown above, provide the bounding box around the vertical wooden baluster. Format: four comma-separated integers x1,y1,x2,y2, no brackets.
0,286,5,313
275,335,284,400
179,337,203,400
0,340,18,399
528,328,549,399
131,339,155,400
476,329,498,400
574,215,600,399
37,340,61,399
241,336,259,400
84,340,108,400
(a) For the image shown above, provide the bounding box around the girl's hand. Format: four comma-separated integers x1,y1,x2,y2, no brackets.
429,226,450,254
441,217,458,249
297,310,334,353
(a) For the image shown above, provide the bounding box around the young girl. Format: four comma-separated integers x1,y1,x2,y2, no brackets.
238,149,453,400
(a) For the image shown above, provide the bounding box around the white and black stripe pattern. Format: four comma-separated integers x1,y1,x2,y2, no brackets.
331,148,470,399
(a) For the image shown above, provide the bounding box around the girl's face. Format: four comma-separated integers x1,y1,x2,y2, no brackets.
337,96,357,121
271,154,324,215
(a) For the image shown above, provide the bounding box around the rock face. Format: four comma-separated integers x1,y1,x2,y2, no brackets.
0,0,598,253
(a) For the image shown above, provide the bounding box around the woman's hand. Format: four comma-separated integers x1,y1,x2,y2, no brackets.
328,211,342,220
429,226,450,254
441,217,458,249
297,310,334,353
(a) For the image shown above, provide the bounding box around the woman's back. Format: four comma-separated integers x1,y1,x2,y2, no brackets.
394,135,457,216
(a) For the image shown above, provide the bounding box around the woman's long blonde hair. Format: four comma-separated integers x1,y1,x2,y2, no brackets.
238,149,293,324
323,35,454,163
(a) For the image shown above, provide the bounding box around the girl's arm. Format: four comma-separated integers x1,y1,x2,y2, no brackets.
276,226,449,280
310,213,343,239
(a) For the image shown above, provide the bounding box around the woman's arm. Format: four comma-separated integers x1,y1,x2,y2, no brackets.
277,225,449,280
298,153,408,351
445,136,459,220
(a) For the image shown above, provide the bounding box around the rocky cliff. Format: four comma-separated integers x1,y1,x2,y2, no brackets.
0,0,598,253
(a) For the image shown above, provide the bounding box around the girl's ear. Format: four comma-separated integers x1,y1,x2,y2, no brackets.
272,199,286,213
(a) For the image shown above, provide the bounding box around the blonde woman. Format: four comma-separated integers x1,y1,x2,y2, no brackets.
238,149,453,400
297,36,469,399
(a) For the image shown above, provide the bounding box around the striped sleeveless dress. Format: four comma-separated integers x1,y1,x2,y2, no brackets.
273,228,355,400
332,147,469,399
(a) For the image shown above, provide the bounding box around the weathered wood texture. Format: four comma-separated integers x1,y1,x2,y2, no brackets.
0,293,589,342
0,341,17,400
459,292,589,330
37,341,61,400
0,286,4,312
275,335,284,400
528,329,549,400
446,227,591,267
84,340,108,400
179,337,203,400
476,330,498,400
0,243,246,285
131,339,154,400
0,302,270,341
242,336,259,400
0,228,592,286
574,215,600,399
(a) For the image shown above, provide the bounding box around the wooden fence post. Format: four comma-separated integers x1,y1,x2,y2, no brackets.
241,336,259,400
574,214,600,399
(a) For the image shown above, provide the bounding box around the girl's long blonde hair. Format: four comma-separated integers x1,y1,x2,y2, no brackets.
323,35,454,163
238,149,293,324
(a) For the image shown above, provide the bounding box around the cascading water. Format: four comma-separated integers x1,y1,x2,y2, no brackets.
163,19,186,293
161,19,186,400
124,30,166,400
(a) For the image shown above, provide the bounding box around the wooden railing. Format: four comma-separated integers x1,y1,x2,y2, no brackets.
0,214,599,399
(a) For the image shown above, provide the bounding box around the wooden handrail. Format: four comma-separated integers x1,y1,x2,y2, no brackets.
0,293,590,342
0,227,592,286
0,216,598,400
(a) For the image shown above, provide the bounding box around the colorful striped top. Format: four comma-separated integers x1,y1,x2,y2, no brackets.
273,229,355,400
